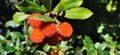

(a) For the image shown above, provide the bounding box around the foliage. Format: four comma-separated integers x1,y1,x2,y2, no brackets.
0,0,120,55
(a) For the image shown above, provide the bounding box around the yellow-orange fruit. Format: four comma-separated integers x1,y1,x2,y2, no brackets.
47,34,60,46
28,13,43,28
30,29,45,43
58,22,73,37
42,22,56,37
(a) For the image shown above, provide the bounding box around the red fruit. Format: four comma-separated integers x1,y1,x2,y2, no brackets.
58,22,73,37
28,13,44,28
51,51,57,55
30,29,45,43
42,22,56,37
47,34,60,46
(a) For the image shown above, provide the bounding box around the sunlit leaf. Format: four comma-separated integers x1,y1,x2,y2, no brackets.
28,26,34,34
95,42,107,50
53,0,83,13
13,12,29,23
102,34,113,43
10,31,24,42
42,44,51,52
16,0,47,13
33,15,53,22
64,7,93,19
106,0,117,12
5,20,21,28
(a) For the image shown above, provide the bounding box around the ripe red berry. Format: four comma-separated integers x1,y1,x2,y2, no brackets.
42,22,56,37
30,29,45,43
47,34,60,46
28,13,44,28
58,22,73,37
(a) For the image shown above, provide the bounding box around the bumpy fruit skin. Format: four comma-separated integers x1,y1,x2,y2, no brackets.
42,22,56,37
47,34,60,46
30,29,45,43
28,13,43,28
58,22,73,38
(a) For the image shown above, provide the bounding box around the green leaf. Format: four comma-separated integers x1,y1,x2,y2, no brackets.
5,42,16,52
83,36,97,55
0,35,6,44
64,7,93,19
103,50,110,55
34,15,53,22
59,41,68,49
53,0,83,13
5,30,10,38
15,52,22,55
41,0,52,11
83,36,94,49
42,44,51,52
10,32,24,42
58,41,72,51
102,34,113,43
16,38,20,49
13,12,29,23
5,20,21,28
115,49,120,55
0,46,4,52
106,0,117,12
97,23,105,33
95,42,107,50
28,26,34,34
58,0,65,14
16,0,47,13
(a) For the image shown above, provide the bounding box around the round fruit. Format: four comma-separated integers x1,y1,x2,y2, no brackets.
58,22,73,37
28,13,44,28
30,29,45,43
42,22,56,37
47,34,60,46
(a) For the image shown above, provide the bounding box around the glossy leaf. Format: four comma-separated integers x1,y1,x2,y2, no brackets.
64,7,93,19
53,0,83,13
13,12,29,23
5,20,21,28
57,0,65,14
10,31,24,42
33,15,53,22
41,0,52,11
10,32,24,39
42,44,51,52
16,0,47,13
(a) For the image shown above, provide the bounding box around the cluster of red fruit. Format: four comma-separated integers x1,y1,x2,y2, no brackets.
28,13,73,46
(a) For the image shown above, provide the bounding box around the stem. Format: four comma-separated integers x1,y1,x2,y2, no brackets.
24,21,28,47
